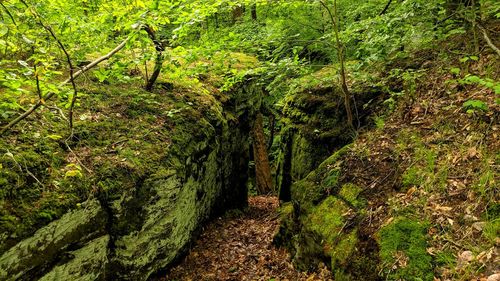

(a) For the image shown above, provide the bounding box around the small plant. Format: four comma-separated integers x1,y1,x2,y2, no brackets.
374,116,385,129
64,164,83,178
454,73,500,105
462,99,489,114
94,68,111,83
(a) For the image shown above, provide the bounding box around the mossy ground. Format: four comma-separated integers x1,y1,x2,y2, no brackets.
377,218,432,281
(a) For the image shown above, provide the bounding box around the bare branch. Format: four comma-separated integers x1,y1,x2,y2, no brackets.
34,64,42,100
379,0,393,16
479,25,500,57
43,104,68,122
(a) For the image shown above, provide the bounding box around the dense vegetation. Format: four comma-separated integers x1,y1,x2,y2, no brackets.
0,0,499,280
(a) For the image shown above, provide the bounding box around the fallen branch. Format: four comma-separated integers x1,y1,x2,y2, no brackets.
479,25,500,57
0,36,132,135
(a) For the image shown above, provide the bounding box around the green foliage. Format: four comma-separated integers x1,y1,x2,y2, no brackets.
483,218,500,244
374,116,385,129
462,99,488,113
450,71,500,106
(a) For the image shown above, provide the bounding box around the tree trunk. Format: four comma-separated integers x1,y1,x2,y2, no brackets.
267,114,275,150
232,5,245,24
251,4,257,21
143,25,165,92
319,0,353,128
145,52,163,92
252,113,273,195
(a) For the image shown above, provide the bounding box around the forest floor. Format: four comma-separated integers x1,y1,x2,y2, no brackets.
161,196,332,281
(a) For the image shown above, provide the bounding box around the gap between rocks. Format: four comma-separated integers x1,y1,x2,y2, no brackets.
159,196,332,281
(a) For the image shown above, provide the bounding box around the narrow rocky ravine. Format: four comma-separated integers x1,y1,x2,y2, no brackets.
161,196,332,281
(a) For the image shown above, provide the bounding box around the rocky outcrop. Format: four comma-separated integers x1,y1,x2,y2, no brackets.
275,79,382,202
0,200,105,280
273,72,389,279
0,79,258,280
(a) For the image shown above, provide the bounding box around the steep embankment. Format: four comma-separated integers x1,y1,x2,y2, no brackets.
0,75,262,280
275,54,499,280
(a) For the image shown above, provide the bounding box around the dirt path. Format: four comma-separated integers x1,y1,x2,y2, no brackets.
161,196,332,281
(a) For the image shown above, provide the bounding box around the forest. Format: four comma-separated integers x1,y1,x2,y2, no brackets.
0,0,499,280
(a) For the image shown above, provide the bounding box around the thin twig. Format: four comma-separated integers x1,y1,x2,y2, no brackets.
64,140,92,174
379,0,393,16
34,63,42,100
43,104,68,122
21,1,79,133
6,149,45,190
0,2,16,25
23,161,45,190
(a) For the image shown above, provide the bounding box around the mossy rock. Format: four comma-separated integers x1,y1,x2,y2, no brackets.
275,143,385,280
276,145,365,274
0,76,260,280
290,144,352,209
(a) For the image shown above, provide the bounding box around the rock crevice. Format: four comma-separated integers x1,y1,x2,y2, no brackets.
0,80,261,281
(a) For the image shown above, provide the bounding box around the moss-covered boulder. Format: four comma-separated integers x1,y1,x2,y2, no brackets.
275,142,433,280
274,67,383,201
0,77,261,280
39,235,110,281
275,146,375,277
0,199,105,280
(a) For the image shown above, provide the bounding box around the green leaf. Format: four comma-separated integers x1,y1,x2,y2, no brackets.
463,100,488,111
22,35,34,45
450,67,460,75
66,163,82,171
65,169,83,178
18,60,29,68
47,134,63,140
493,85,500,95
463,75,481,84
0,25,8,37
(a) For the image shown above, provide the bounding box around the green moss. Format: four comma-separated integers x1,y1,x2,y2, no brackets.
308,197,347,237
434,250,455,267
399,136,442,192
291,144,352,206
273,203,295,249
39,235,109,281
334,269,353,281
402,165,425,188
323,169,341,187
305,196,359,271
339,183,362,205
331,230,358,268
378,217,433,281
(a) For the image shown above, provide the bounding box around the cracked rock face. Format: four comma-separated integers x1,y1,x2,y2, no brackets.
0,82,260,281
0,199,106,280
